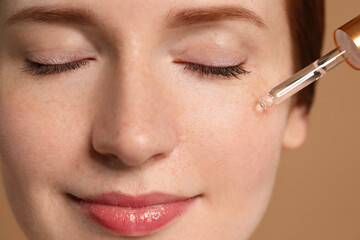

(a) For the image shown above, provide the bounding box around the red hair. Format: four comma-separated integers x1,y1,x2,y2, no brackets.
286,0,325,112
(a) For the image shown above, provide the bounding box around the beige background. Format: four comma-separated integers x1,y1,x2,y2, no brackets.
1,1,359,239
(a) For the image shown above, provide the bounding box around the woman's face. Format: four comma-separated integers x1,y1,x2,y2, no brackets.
0,0,307,239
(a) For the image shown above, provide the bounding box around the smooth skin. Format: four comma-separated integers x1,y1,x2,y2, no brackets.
0,0,307,239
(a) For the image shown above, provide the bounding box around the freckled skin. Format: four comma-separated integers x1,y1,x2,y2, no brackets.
0,0,307,239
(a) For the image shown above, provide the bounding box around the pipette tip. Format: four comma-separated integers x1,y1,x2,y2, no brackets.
256,93,274,113
256,102,265,113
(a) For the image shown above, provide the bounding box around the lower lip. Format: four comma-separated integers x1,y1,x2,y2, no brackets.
77,197,197,236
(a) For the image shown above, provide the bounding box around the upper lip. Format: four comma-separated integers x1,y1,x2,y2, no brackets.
76,192,196,208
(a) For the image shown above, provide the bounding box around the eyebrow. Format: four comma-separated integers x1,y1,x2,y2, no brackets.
5,5,267,30
5,6,94,26
166,5,267,29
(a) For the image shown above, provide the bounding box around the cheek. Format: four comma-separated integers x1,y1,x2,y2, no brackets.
0,93,58,232
0,81,87,192
188,104,286,191
0,59,96,184
0,83,93,237
180,85,288,229
0,96,59,193
181,82,287,185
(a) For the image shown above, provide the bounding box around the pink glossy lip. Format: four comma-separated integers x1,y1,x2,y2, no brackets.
74,192,198,237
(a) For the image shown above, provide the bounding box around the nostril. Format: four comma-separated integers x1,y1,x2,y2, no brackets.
94,145,168,167
151,152,166,161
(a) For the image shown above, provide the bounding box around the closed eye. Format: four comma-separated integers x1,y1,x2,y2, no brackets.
23,59,91,75
182,62,250,79
23,58,250,79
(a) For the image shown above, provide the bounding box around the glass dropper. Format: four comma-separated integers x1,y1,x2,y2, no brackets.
256,48,346,112
256,14,360,113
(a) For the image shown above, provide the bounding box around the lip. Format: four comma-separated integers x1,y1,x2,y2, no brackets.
71,192,199,237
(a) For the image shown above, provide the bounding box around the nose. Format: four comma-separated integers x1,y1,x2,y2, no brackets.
91,62,180,168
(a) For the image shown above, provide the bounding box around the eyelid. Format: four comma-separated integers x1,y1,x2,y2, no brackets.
26,49,96,65
173,48,247,67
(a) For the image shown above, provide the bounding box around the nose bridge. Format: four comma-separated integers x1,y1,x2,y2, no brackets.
92,53,179,167
116,53,168,127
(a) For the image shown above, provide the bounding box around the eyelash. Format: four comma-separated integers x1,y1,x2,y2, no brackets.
23,59,90,75
183,63,250,79
23,59,251,79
